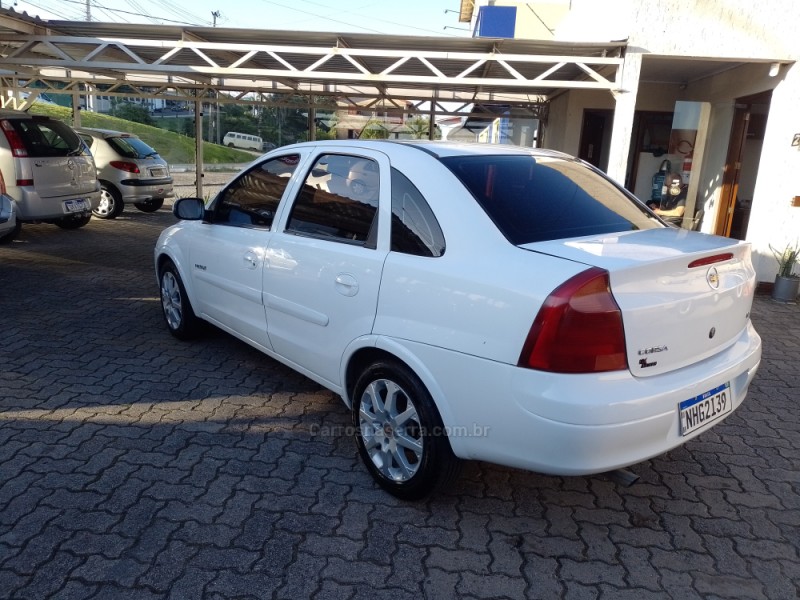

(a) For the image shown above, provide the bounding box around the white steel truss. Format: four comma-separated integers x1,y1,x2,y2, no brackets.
0,20,625,115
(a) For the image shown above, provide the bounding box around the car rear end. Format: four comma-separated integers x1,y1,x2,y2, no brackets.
374,144,761,475
0,111,99,221
93,131,173,203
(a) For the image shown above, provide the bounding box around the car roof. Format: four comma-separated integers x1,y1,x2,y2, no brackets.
277,139,573,161
0,109,41,119
73,127,140,139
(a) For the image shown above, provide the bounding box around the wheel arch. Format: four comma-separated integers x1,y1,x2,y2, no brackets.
343,337,464,457
98,178,120,194
155,250,198,314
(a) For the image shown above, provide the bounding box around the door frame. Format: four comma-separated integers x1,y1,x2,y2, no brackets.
713,90,772,237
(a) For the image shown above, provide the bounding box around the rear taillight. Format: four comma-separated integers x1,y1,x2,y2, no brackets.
1,119,28,157
519,267,628,373
110,160,140,174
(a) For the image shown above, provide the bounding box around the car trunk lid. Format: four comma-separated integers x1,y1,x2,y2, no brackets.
30,156,97,199
521,228,756,377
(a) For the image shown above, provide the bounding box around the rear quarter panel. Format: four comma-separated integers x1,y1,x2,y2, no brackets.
373,149,586,365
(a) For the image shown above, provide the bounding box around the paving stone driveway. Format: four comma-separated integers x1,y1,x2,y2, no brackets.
1,209,799,600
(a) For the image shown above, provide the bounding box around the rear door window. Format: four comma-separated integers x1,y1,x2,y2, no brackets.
11,118,85,158
441,154,659,244
285,154,380,248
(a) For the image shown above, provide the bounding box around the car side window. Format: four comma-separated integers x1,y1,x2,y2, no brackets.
285,154,379,248
390,168,445,258
213,154,300,229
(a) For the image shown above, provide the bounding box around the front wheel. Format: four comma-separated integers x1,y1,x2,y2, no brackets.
353,360,461,500
134,199,164,213
55,214,92,229
159,260,201,340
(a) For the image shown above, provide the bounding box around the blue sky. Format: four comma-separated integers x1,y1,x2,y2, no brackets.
14,0,472,37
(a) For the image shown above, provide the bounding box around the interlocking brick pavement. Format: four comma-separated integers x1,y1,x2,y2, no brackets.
1,208,798,599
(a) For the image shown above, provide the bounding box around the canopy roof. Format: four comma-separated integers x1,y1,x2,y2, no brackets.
0,8,626,119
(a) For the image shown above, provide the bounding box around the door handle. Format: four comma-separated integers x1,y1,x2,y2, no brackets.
334,273,359,297
243,251,259,269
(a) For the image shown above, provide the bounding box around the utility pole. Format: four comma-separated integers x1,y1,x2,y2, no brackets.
86,0,91,21
211,11,221,27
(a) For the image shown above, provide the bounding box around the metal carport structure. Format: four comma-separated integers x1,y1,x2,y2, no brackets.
0,7,626,196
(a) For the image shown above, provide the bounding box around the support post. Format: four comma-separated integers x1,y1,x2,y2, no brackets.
72,90,81,127
308,103,316,142
195,100,204,199
428,92,437,140
606,47,642,186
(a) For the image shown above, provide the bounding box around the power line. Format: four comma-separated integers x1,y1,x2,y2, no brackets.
258,0,466,37
16,0,82,20
28,0,210,25
140,0,212,26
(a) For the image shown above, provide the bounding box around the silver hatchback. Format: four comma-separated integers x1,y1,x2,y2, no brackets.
76,127,173,219
0,109,100,234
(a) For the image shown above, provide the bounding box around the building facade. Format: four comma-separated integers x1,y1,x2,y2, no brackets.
463,0,800,285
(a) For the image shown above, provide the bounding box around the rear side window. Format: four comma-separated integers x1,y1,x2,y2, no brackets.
212,154,300,228
441,155,659,244
10,118,85,158
107,136,158,159
390,168,445,257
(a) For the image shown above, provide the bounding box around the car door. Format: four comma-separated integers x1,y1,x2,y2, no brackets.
189,153,303,351
263,149,391,387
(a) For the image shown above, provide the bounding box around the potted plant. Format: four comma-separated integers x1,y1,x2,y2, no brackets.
770,241,800,302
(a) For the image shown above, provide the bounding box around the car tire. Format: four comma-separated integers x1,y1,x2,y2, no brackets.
0,220,21,244
55,214,92,229
159,260,201,340
134,199,164,213
93,184,124,219
352,359,462,500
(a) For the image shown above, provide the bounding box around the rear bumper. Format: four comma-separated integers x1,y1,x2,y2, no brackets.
119,177,174,201
376,321,762,476
12,186,101,220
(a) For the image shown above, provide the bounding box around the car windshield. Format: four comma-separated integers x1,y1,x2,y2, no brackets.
107,136,159,159
440,154,660,245
11,118,85,158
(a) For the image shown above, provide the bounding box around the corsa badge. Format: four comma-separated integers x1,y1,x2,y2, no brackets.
706,266,720,290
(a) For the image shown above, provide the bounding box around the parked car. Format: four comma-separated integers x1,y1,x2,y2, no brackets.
0,168,17,243
0,109,99,233
154,141,762,499
75,127,173,219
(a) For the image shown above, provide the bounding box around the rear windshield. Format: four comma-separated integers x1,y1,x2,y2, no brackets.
107,136,159,159
440,155,660,244
11,118,85,158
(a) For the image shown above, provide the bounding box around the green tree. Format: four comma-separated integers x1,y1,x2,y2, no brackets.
113,102,155,126
181,118,195,138
404,116,440,139
359,119,390,139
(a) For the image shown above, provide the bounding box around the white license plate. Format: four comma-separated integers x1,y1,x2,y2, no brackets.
150,168,166,177
679,382,732,436
63,199,89,213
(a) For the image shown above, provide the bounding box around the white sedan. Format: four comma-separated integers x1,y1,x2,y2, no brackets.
154,141,761,499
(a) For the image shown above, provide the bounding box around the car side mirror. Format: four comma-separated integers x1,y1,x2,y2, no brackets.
173,197,206,221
